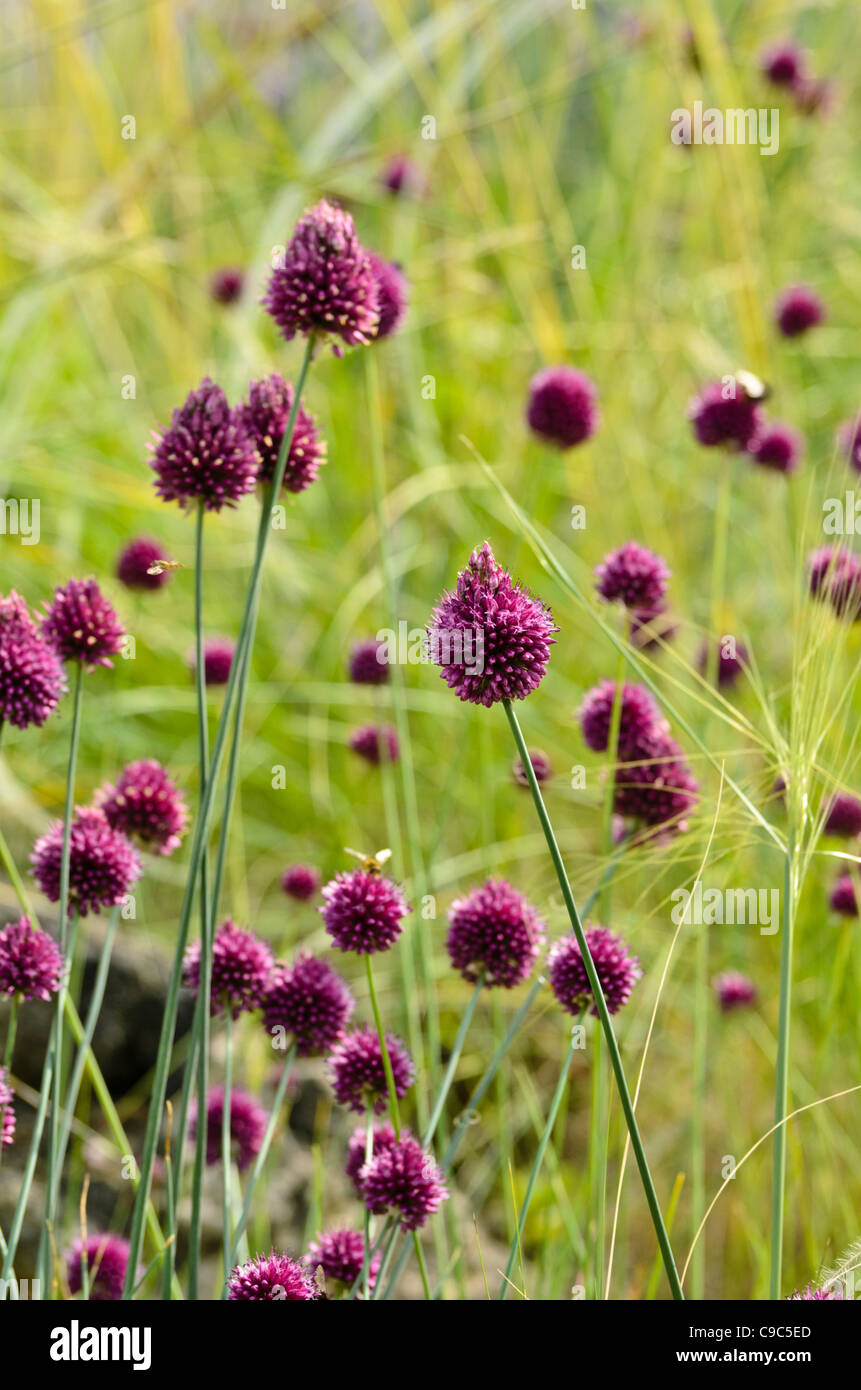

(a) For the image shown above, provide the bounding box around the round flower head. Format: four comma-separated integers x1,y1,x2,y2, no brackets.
446,878,545,989
697,639,749,689
328,1025,415,1114
760,42,806,89
512,749,553,786
227,1252,321,1301
362,1135,449,1231
149,378,257,512
823,793,861,838
749,422,803,473
613,729,698,834
0,590,66,729
526,366,599,449
320,867,410,955
774,285,824,338
578,680,661,755
281,863,320,900
790,1284,843,1301
0,1068,15,1149
239,373,326,494
116,536,173,592
31,807,141,919
428,542,558,706
713,971,757,1012
210,266,244,305
306,1228,380,1295
190,1085,266,1170
345,1120,404,1196
830,874,858,917
183,919,273,1019
0,916,64,1001
192,637,234,686
262,953,355,1057
548,924,642,1017
349,723,399,765
41,578,125,671
65,1234,132,1301
368,255,408,340
98,759,188,857
348,638,389,685
794,77,836,117
688,378,763,450
837,415,861,473
380,154,424,196
806,546,861,618
595,542,670,611
262,199,380,355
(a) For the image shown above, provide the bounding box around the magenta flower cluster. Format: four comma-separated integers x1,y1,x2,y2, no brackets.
263,952,355,1057
0,916,64,1001
31,807,142,918
191,1085,266,1170
548,925,642,1017
446,878,545,989
42,577,126,670
328,1024,415,1114
226,1252,321,1301
98,758,188,856
321,867,410,955
182,919,274,1019
0,590,66,729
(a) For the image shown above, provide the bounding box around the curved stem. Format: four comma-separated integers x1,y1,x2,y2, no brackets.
769,826,795,1298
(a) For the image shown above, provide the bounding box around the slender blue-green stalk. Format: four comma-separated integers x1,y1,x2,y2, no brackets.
769,823,795,1298
362,1112,375,1299
224,1043,296,1284
422,977,484,1147
122,336,315,1295
221,1009,234,1276
503,697,683,1300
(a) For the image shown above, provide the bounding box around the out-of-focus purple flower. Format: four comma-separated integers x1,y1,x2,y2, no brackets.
613,729,698,835
190,1085,266,1170
760,42,806,89
629,601,678,651
281,864,320,900
349,723,399,765
262,953,355,1057
806,546,861,619
697,639,749,689
149,378,258,512
749,422,803,473
837,416,861,473
512,749,553,786
182,919,274,1018
362,1135,449,1231
446,878,545,988
227,1252,321,1300
0,1068,15,1149
0,590,66,729
116,537,173,591
380,154,424,196
320,867,410,955
428,542,558,706
65,1234,132,1301
239,373,326,494
345,1120,405,1196
210,267,244,305
306,1228,379,1294
794,77,836,117
191,637,234,686
688,378,763,450
774,285,825,338
829,874,858,917
595,542,670,611
823,793,861,838
348,638,389,685
789,1283,843,1300
328,1025,414,1114
42,578,126,671
98,759,188,857
526,366,599,449
368,255,408,340
0,916,64,1001
31,808,141,919
548,924,642,1017
578,680,661,755
262,199,380,356
713,971,757,1012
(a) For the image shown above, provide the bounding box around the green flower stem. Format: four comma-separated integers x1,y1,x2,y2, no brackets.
224,1043,297,1284
222,1008,234,1278
503,697,684,1301
0,1052,53,1291
769,823,795,1298
362,1112,375,1299
365,955,401,1139
123,335,315,1296
2,995,18,1072
422,976,484,1147
39,909,79,1293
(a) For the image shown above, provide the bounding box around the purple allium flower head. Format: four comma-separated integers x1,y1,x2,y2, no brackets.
749,422,803,473
578,680,661,755
429,542,558,706
65,1234,132,1301
281,863,320,900
794,77,836,117
713,971,757,1012
149,378,258,513
31,808,142,919
446,878,545,989
306,1228,380,1294
837,416,861,473
0,1068,15,1148
697,638,749,689
512,748,553,786
210,266,244,305
320,867,410,955
41,578,126,671
349,723,399,765
345,1120,405,1196
362,1135,449,1231
829,874,858,917
227,1252,321,1301
239,373,326,494
348,638,389,685
98,759,189,857
613,729,698,833
548,924,642,1017
190,1085,266,1170
183,919,273,1019
262,952,355,1057
629,600,678,651
368,254,408,340
806,546,861,618
192,637,234,686
688,378,763,450
263,199,380,355
526,366,599,449
0,590,66,729
328,1025,415,1114
380,154,424,196
823,793,861,838
789,1284,843,1301
116,537,173,591
775,285,825,338
760,42,806,89
0,916,64,1001
595,541,670,611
